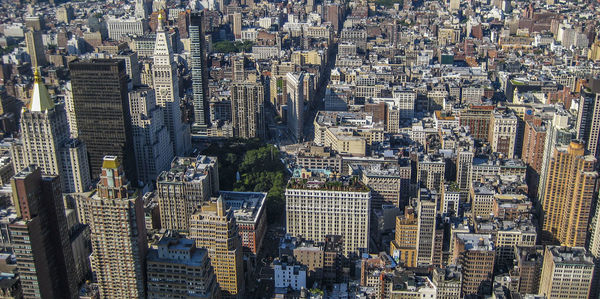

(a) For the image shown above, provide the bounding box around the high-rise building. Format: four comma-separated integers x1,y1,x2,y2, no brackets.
190,12,210,136
11,69,91,193
456,148,473,192
76,156,147,298
232,13,242,39
488,109,518,158
147,233,220,298
153,12,191,156
577,91,600,159
459,105,494,141
25,30,46,68
157,155,219,231
522,116,548,198
190,198,245,298
417,155,446,194
516,246,543,295
538,246,595,299
452,233,495,297
285,177,370,257
231,81,265,139
389,207,418,267
128,86,173,184
9,167,79,299
537,113,576,202
287,72,305,142
134,0,148,19
432,266,462,299
69,59,137,182
416,197,437,266
541,141,597,247
470,182,495,220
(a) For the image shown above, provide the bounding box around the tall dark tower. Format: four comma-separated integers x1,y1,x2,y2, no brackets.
190,11,210,136
10,167,79,298
69,59,137,183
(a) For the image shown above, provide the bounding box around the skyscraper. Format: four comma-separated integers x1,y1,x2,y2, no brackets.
153,12,191,156
25,30,46,68
147,233,220,298
190,198,245,298
10,167,79,299
538,246,595,299
577,91,600,159
453,233,495,297
11,69,91,193
190,12,210,136
231,81,265,139
232,13,242,39
128,86,173,184
76,156,147,298
285,177,370,257
541,141,597,247
157,155,219,231
416,197,436,266
69,59,137,182
287,72,304,142
134,0,148,19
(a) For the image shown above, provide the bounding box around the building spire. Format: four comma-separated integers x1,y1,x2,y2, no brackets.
29,68,54,112
157,10,165,32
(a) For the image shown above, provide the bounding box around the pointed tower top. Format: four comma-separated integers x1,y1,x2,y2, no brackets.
28,68,54,112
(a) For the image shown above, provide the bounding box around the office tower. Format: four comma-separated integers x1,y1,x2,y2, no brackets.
416,198,436,266
516,246,543,295
221,191,267,255
453,233,495,297
441,183,460,215
577,91,600,159
538,246,594,299
76,156,147,298
287,72,305,142
147,233,220,299
285,177,370,257
432,266,462,299
522,116,547,198
157,155,219,231
59,139,92,193
153,13,191,156
69,59,137,182
135,0,148,19
232,13,242,39
9,167,79,299
63,82,78,137
470,182,495,220
489,109,518,158
11,70,91,193
541,141,597,247
537,113,576,201
456,148,473,192
231,81,265,139
128,87,173,184
190,12,210,135
25,30,46,68
114,51,142,86
232,56,245,81
459,105,493,141
190,198,245,298
417,155,445,194
389,208,418,267
355,163,410,209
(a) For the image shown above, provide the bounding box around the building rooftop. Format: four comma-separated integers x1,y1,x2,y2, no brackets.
456,233,494,251
287,177,370,192
157,155,217,183
547,246,594,265
220,191,266,224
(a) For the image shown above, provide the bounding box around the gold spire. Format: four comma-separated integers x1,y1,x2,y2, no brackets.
28,68,54,112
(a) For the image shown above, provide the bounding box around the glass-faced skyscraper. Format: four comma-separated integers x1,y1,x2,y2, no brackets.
190,11,210,136
69,59,137,183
